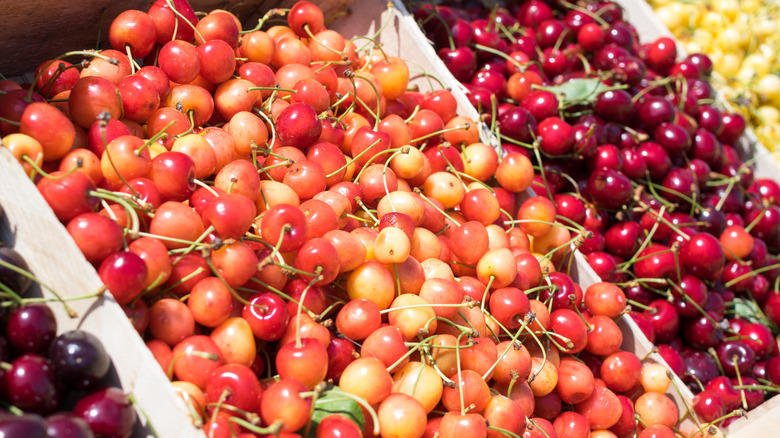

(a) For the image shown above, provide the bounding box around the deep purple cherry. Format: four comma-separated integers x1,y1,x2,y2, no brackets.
49,330,111,391
6,304,57,354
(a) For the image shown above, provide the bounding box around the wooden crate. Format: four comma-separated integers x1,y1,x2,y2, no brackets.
0,148,203,438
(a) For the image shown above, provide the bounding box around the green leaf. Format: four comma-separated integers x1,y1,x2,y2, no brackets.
543,78,611,108
731,296,765,325
305,385,365,437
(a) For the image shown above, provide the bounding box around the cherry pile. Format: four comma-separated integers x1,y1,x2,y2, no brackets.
0,207,136,438
412,0,780,430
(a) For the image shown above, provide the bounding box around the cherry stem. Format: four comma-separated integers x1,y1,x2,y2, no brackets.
20,155,60,180
164,0,204,44
415,190,460,225
725,262,780,288
667,367,701,428
487,426,522,438
474,44,526,72
0,282,24,305
733,355,749,410
715,178,737,212
141,120,176,154
322,139,381,179
480,275,496,314
205,257,255,308
503,218,583,234
482,313,535,381
0,400,24,417
355,198,379,226
229,417,284,436
455,330,468,415
525,417,553,438
295,277,319,348
27,50,117,101
253,106,277,151
90,190,141,239
157,266,205,296
0,115,20,127
533,145,559,202
351,72,382,129
410,124,470,144
166,350,219,380
0,260,77,317
627,299,653,312
241,8,286,33
247,85,296,93
744,205,769,233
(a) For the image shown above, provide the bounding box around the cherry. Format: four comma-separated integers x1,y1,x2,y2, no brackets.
587,168,632,209
521,90,559,121
316,414,362,438
731,377,764,410
716,340,756,377
595,89,633,123
548,309,588,354
678,232,724,281
635,141,670,180
97,251,148,306
646,299,679,344
49,330,110,391
73,387,136,438
0,415,48,438
604,221,641,259
158,40,200,84
147,0,198,43
738,322,775,359
683,350,720,390
205,363,262,413
45,413,94,438
260,379,312,433
498,107,537,144
704,376,742,412
37,170,98,223
6,304,57,354
3,354,59,414
672,275,709,318
489,287,530,330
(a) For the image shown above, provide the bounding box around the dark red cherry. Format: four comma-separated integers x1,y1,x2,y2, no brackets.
6,304,57,354
647,299,679,344
672,275,708,318
677,233,724,281
45,413,94,438
704,376,741,412
587,168,633,209
683,350,719,390
638,96,675,129
595,89,633,123
716,340,756,377
637,141,671,180
73,387,136,438
49,330,111,391
656,344,685,376
692,389,725,424
681,311,723,350
0,415,48,438
3,354,59,415
498,107,537,144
